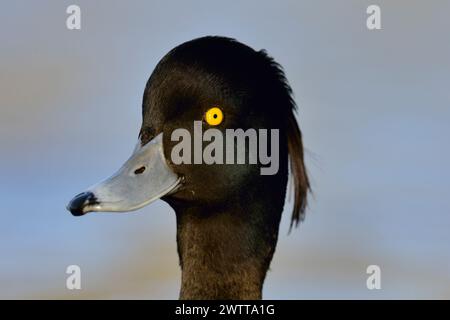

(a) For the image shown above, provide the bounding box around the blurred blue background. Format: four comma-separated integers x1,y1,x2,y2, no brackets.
1,0,449,299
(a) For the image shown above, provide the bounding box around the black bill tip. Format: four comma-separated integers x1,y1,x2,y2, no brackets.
67,191,98,216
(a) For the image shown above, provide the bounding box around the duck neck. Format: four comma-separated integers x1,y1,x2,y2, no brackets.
173,197,283,300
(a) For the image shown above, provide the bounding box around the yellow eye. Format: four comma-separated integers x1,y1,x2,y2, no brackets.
205,107,223,126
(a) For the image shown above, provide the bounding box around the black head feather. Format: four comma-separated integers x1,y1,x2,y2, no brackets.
141,36,309,229
255,48,310,228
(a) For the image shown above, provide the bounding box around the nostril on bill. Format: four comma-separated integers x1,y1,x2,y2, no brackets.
134,166,146,175
67,191,97,216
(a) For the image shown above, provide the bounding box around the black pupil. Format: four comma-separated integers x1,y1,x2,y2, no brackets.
213,114,217,119
134,166,146,175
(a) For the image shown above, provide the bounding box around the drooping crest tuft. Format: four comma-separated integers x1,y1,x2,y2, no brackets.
257,49,310,229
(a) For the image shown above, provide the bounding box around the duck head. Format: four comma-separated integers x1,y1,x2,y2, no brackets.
67,36,309,299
